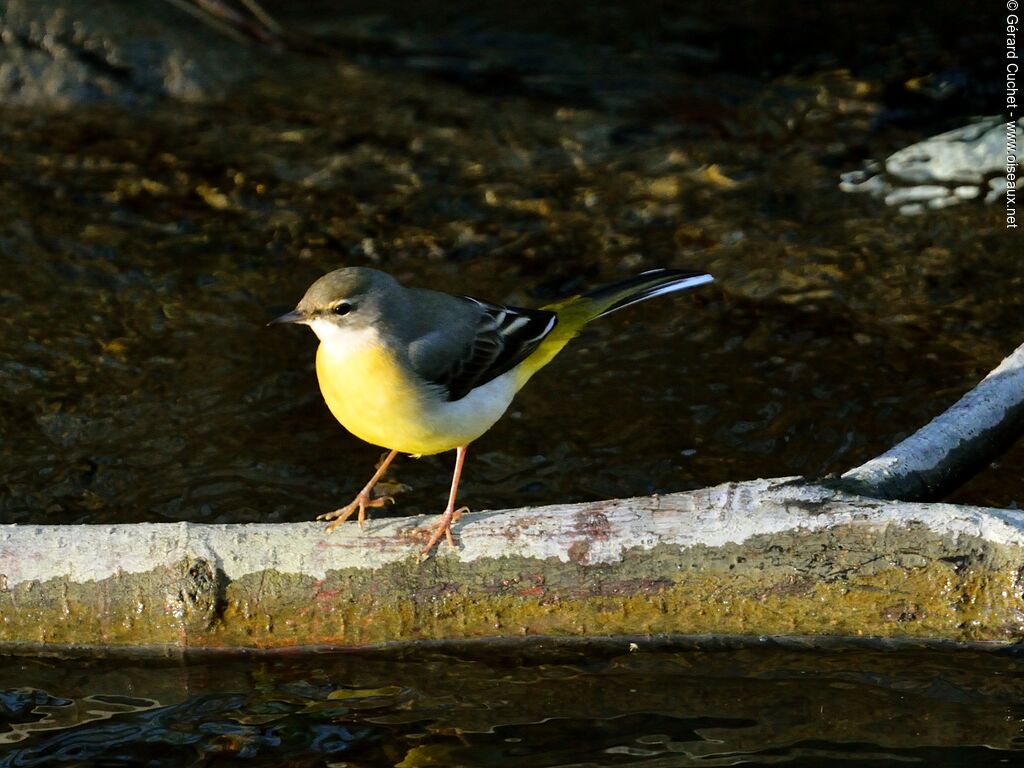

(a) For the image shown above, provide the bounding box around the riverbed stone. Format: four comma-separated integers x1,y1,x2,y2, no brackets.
0,0,261,107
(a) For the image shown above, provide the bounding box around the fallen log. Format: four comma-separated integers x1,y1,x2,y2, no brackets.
1,343,1022,652
2,477,1024,650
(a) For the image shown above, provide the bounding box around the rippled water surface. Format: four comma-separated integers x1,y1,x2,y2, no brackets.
3,642,1024,766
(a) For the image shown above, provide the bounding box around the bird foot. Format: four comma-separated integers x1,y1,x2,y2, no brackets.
318,492,394,533
420,506,468,558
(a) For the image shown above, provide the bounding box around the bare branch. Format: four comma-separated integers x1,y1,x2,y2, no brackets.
840,341,1024,501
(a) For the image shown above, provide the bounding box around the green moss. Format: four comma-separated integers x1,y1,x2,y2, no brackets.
3,527,1023,651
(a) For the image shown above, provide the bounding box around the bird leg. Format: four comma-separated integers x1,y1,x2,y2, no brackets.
421,445,469,556
318,449,399,532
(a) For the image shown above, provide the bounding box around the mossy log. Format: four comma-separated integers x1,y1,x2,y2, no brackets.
2,342,1022,653
2,477,1024,651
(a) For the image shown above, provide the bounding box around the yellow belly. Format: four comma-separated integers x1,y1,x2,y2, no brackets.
315,340,508,455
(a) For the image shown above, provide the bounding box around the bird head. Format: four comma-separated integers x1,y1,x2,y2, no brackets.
269,267,402,344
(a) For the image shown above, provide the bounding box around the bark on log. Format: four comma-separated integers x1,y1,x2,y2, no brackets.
3,478,1024,651
840,340,1024,501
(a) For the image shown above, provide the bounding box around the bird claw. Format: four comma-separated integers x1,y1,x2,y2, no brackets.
318,493,394,533
419,506,469,559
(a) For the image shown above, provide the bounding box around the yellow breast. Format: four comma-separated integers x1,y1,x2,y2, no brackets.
316,339,417,451
315,336,510,456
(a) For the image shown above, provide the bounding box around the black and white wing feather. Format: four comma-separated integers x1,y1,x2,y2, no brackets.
414,297,557,402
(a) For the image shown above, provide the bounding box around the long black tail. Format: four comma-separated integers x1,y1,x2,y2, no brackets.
581,268,714,319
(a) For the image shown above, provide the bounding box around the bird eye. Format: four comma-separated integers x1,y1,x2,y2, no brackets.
333,302,353,316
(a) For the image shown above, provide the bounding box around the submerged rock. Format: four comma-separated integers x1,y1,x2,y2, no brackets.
840,117,1006,215
0,0,265,107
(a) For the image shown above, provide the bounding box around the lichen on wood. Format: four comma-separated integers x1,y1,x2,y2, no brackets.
3,479,1024,651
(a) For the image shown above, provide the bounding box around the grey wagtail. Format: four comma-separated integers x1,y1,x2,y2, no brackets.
271,266,713,554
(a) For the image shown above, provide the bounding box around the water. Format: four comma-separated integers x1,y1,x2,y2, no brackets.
2,641,1024,766
0,0,1020,763
0,50,1017,526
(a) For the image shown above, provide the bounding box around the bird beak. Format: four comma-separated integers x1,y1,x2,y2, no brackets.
267,309,306,326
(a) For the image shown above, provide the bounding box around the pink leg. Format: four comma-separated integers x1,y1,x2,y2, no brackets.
318,449,399,532
421,445,469,556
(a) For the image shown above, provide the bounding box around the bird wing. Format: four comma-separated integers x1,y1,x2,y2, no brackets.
408,297,558,402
